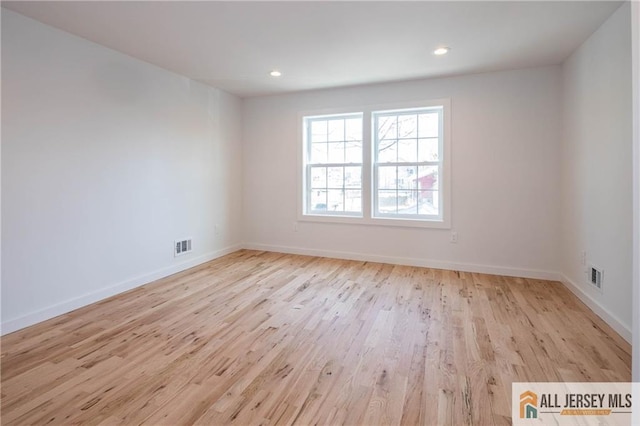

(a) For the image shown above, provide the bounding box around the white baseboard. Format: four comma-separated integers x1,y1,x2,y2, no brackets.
1,244,242,336
560,274,632,343
243,242,560,281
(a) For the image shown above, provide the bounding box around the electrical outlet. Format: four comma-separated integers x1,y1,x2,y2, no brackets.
580,251,586,266
450,231,458,244
293,222,299,232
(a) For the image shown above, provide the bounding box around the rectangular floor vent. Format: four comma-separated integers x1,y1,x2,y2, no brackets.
588,265,603,292
175,238,193,257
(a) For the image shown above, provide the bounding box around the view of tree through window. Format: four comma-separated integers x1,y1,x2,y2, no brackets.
303,103,446,224
374,107,442,219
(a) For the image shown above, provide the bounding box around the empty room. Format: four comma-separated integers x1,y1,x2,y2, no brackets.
1,1,639,425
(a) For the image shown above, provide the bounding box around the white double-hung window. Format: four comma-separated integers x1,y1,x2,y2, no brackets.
304,113,363,216
373,107,443,220
301,100,450,228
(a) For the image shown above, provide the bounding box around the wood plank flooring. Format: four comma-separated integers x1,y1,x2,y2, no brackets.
1,250,632,425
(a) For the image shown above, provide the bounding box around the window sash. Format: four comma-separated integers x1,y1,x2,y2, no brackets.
304,114,363,216
305,164,363,216
373,163,442,220
372,107,444,220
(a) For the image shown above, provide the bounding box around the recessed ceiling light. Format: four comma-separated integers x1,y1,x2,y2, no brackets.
270,70,282,77
433,47,450,56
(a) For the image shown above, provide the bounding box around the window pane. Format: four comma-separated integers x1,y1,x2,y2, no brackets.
378,139,397,163
345,141,362,163
398,166,417,190
398,114,418,138
310,167,327,189
345,118,362,141
418,138,439,162
418,112,439,138
418,166,438,191
378,190,397,214
378,166,396,190
327,119,344,142
328,142,345,163
398,139,417,163
311,143,327,163
327,167,344,188
311,190,327,211
327,189,344,211
378,115,397,140
345,190,361,212
344,166,361,188
311,120,327,142
418,191,439,215
398,190,418,214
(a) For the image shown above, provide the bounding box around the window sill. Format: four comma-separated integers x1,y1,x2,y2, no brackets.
298,213,451,229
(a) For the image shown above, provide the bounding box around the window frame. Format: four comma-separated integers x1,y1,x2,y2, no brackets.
372,106,444,221
303,112,364,217
298,99,451,229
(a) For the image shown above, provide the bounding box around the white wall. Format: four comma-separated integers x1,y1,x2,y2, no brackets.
1,10,243,333
243,67,562,278
560,3,633,341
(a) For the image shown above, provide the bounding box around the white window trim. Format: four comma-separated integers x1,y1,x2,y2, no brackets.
298,99,451,229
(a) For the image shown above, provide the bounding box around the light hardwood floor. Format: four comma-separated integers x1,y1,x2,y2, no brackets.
1,250,631,425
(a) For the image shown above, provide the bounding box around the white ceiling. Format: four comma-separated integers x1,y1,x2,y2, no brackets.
2,1,622,98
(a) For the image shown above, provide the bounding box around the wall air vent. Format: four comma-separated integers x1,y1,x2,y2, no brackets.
174,238,193,257
588,265,603,292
